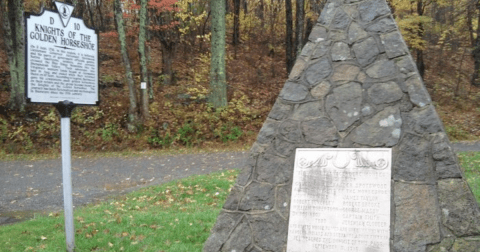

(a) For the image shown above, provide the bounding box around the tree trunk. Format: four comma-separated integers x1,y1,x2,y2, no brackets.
471,0,480,86
233,0,240,46
97,0,105,31
138,0,149,119
210,0,227,108
466,1,475,47
416,0,425,79
259,0,264,27
161,42,175,85
85,0,95,28
114,0,139,131
146,5,154,99
285,0,294,74
455,48,468,97
416,49,425,79
2,0,25,111
69,0,85,19
304,17,314,44
270,2,278,77
295,0,305,56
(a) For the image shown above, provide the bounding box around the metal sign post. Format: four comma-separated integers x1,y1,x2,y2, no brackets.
25,2,99,251
55,101,77,251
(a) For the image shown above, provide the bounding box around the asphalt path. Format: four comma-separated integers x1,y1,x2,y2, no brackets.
0,142,478,225
0,151,247,225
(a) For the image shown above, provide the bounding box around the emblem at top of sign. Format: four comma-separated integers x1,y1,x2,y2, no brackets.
54,1,74,27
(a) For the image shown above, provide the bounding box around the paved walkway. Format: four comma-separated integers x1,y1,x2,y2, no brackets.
452,141,480,152
0,142,478,225
0,151,247,225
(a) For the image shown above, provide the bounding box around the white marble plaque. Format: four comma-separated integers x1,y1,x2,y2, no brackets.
287,148,392,252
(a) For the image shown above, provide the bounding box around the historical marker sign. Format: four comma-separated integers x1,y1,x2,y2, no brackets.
25,2,99,105
287,148,392,252
24,3,99,251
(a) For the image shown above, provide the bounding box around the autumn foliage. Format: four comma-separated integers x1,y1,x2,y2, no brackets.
1,0,480,156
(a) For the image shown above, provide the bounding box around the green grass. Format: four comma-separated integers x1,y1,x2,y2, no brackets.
1,153,480,252
0,170,239,252
458,152,480,203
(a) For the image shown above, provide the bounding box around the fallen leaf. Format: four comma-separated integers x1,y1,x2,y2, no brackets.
48,212,60,217
108,242,113,247
40,236,47,240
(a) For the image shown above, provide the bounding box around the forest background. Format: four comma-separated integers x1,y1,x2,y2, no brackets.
1,0,480,156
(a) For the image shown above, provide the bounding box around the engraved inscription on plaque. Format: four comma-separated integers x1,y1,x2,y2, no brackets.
26,9,98,105
287,148,392,252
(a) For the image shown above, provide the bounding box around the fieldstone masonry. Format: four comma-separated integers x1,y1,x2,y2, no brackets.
204,0,480,251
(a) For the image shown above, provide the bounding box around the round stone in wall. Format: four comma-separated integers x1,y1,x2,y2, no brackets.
326,82,362,131
366,59,396,79
331,42,352,61
279,82,309,102
351,106,402,147
279,120,303,142
311,81,331,99
304,58,333,87
368,81,403,104
331,64,361,83
352,37,380,66
358,0,390,23
301,117,339,144
381,32,408,59
311,42,330,60
330,8,350,30
348,22,368,44
288,59,307,80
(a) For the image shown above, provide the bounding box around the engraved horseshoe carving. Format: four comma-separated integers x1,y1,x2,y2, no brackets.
332,151,351,169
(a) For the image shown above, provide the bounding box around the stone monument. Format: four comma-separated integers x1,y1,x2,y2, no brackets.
204,0,480,251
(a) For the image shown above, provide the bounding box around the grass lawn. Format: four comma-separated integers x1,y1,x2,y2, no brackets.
458,152,480,203
0,170,239,252
1,152,480,252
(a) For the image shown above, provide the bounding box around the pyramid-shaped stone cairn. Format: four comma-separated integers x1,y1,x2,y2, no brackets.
204,0,480,251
